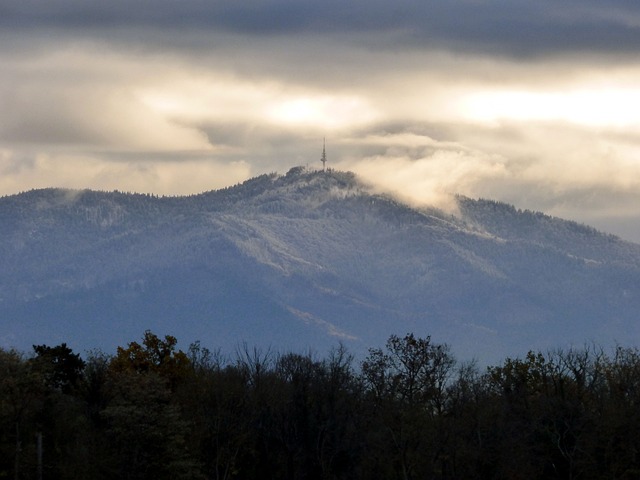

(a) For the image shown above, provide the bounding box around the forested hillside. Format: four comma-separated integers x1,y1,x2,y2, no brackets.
2,332,640,480
1,167,640,362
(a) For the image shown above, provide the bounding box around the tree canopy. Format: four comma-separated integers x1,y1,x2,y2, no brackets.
2,333,640,479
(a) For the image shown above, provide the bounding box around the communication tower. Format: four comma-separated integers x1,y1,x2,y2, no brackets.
321,137,327,171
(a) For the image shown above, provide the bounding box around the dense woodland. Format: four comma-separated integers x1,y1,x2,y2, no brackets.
2,332,640,480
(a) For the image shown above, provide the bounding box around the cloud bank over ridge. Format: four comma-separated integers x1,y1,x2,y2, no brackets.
2,1,640,240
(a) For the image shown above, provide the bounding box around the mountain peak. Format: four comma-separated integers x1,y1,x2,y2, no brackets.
2,169,640,363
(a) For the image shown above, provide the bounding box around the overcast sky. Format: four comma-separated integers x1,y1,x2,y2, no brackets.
2,1,640,240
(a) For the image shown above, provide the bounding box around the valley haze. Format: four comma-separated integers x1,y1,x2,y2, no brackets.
1,167,639,364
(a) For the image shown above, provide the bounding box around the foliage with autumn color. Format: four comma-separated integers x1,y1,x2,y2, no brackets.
2,332,640,479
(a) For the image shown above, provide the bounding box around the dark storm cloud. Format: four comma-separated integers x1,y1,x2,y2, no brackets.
2,0,640,57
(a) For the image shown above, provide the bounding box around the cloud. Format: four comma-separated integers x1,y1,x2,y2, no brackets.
325,117,640,242
2,2,640,242
0,150,250,195
0,48,215,151
3,0,640,57
338,138,507,213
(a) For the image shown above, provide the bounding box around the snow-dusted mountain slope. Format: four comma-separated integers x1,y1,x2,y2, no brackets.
1,167,639,362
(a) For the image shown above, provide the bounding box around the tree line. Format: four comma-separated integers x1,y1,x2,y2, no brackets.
2,331,640,479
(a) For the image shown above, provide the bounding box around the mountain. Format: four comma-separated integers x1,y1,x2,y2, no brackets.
1,167,640,363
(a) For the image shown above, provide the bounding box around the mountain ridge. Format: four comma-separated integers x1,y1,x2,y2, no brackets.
1,167,639,363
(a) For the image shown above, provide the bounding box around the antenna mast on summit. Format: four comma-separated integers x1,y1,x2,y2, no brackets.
321,137,327,171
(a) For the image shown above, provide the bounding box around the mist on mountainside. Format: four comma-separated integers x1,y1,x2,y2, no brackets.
1,167,639,364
